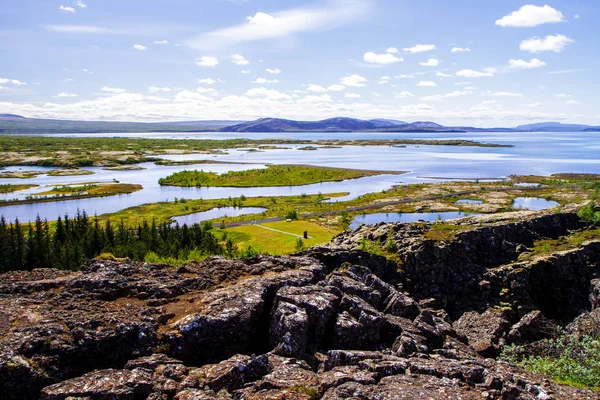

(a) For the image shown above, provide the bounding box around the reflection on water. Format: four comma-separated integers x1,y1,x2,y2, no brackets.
171,207,267,226
350,211,477,229
455,199,483,205
512,197,560,210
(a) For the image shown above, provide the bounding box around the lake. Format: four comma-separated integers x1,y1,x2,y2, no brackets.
1,131,599,222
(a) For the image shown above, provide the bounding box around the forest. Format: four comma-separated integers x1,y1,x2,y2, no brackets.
0,211,237,272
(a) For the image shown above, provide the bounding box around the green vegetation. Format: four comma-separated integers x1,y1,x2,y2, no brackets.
0,212,224,272
47,169,95,177
528,227,600,256
288,386,320,400
578,202,600,226
158,165,398,188
501,333,600,390
0,183,142,206
0,184,36,194
214,220,338,255
423,223,466,242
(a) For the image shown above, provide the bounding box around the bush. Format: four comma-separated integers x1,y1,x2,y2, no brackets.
500,333,600,389
578,202,600,226
286,210,298,220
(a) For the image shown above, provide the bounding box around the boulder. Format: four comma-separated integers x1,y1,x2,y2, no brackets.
40,368,154,400
454,309,512,357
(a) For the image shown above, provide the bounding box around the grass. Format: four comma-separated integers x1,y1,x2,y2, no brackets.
0,183,143,206
423,223,466,241
0,184,36,193
158,165,398,188
214,220,339,254
527,226,600,257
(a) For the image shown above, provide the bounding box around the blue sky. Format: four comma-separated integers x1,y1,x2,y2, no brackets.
0,0,598,126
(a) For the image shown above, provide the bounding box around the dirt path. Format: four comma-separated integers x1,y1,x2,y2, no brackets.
224,186,549,228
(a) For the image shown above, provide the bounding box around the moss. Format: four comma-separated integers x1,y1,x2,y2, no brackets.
288,386,320,400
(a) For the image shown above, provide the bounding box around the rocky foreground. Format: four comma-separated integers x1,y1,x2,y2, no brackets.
1,206,599,399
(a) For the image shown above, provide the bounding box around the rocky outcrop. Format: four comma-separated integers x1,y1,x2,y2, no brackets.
1,207,599,399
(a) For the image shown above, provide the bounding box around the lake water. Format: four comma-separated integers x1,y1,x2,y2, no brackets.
512,197,560,210
350,211,477,229
171,207,267,226
455,199,483,205
1,131,598,222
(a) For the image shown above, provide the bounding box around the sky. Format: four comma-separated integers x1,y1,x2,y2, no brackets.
0,0,598,127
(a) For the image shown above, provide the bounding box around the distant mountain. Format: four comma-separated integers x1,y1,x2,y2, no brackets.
0,116,245,134
0,114,25,119
222,117,383,132
0,114,597,134
410,121,445,129
368,118,408,127
516,122,600,132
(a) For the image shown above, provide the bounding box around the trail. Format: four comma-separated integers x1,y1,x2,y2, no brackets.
253,224,313,239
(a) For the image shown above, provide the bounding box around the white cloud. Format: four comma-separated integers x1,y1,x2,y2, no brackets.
54,93,78,98
0,78,26,85
421,90,472,101
196,56,219,67
403,44,436,53
556,94,572,98
528,102,543,108
307,84,327,92
133,44,148,51
241,70,250,74
44,25,118,34
252,77,279,84
395,74,414,79
496,5,565,27
327,84,346,91
58,5,76,13
489,91,523,97
154,40,169,45
245,87,292,100
566,100,581,105
198,78,217,85
100,87,126,94
196,87,219,96
363,52,403,64
266,68,281,74
148,87,172,93
420,58,439,67
231,54,249,66
509,58,546,69
520,34,574,53
340,74,367,87
386,47,399,54
451,47,471,53
75,0,87,8
417,81,437,87
345,92,361,98
395,91,414,98
456,69,494,78
186,0,371,50
455,81,471,85
436,72,453,77
307,83,345,92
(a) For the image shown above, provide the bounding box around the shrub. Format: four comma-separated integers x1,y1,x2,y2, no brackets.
500,333,600,389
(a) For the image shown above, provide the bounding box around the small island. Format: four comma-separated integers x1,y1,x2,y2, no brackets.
158,165,403,188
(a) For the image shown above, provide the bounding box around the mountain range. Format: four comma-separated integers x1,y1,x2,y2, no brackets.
0,114,598,134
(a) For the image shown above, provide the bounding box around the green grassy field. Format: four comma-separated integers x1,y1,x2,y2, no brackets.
158,165,399,188
215,220,339,255
0,184,37,193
